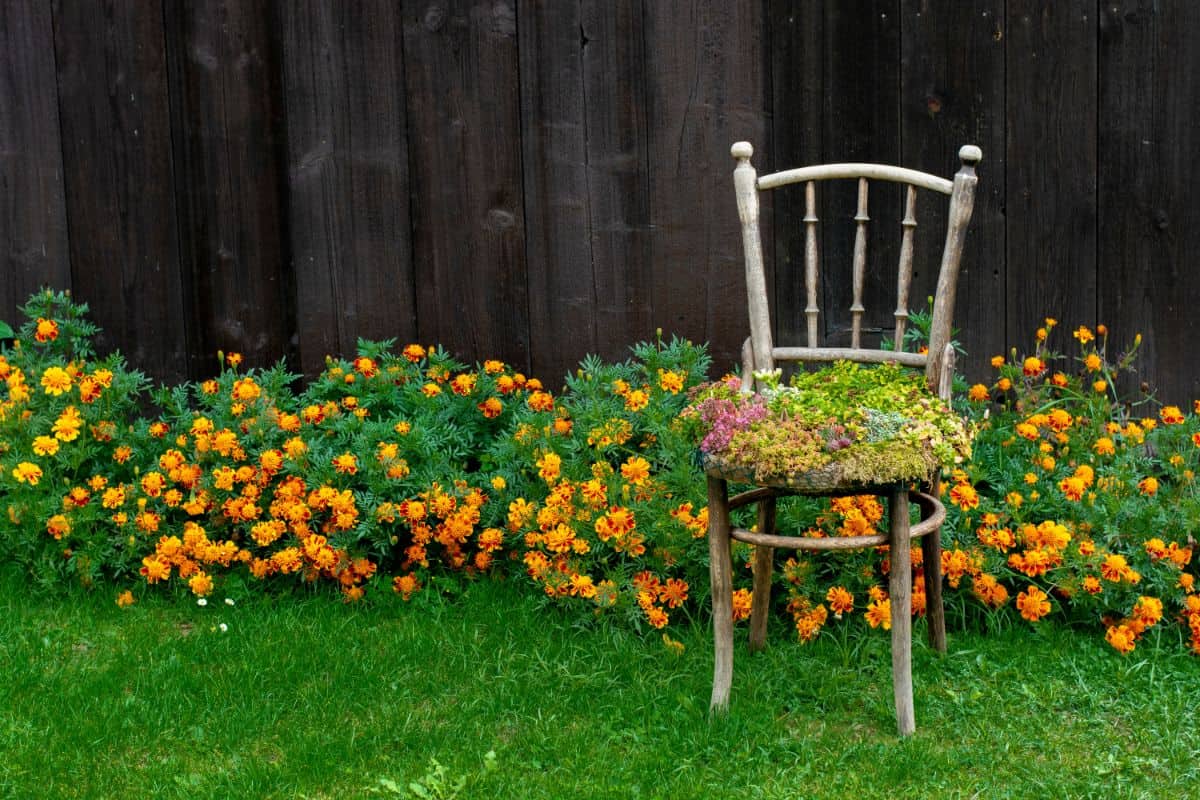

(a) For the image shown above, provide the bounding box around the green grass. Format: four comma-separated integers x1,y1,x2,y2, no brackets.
1,567,1197,799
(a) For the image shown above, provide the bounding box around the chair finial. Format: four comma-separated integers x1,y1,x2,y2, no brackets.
731,141,754,161
958,145,982,166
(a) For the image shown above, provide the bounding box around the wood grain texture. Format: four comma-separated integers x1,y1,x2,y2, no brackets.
518,0,596,383
901,0,1006,383
1098,1,1200,402
403,0,529,372
279,0,417,377
580,0,653,368
1005,1,1098,351
51,0,188,381
165,0,292,377
0,0,70,318
819,0,902,348
769,1,823,348
644,0,766,373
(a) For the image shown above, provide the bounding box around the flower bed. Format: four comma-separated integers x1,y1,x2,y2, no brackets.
0,292,1198,656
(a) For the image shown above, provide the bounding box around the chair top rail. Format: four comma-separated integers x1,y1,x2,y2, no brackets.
758,163,954,195
771,346,927,368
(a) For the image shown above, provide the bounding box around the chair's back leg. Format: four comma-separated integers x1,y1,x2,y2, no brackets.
921,479,948,653
889,486,916,736
707,476,735,712
748,494,777,652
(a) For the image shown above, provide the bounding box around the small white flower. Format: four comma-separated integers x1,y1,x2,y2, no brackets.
224,597,235,607
218,623,228,633
196,598,208,607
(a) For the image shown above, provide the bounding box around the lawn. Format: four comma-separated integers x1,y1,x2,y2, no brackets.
2,565,1196,799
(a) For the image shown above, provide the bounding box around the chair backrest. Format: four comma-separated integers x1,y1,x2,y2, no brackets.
731,141,980,398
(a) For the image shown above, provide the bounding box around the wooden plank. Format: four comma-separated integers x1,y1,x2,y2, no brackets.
164,0,292,376
900,1,1006,382
769,1,823,348
51,0,188,382
819,1,902,348
644,0,767,374
402,0,529,372
580,0,654,369
1098,1,1200,405
1005,2,1098,354
278,1,417,377
0,0,70,320
517,0,595,383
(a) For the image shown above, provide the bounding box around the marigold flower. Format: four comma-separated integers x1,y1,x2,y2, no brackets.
226,352,243,368
421,382,441,398
1016,585,1051,622
1092,379,1107,393
34,317,59,342
624,388,649,412
1082,576,1102,595
332,453,358,475
1022,356,1045,377
826,586,854,616
1106,624,1136,654
1059,476,1086,502
1084,353,1102,372
991,355,1005,369
864,598,892,630
477,397,503,418
949,482,979,511
1073,325,1094,344
1160,405,1185,425
527,390,555,412
116,590,135,607
731,588,753,622
620,456,651,486
189,571,214,597
658,369,685,395
968,383,990,402
997,377,1012,392
1137,476,1158,497
40,366,73,396
972,574,1009,608
11,461,43,485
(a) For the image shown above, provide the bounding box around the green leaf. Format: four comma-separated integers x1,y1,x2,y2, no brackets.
0,320,13,339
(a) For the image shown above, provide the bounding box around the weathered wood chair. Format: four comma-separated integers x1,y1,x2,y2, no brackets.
707,141,980,735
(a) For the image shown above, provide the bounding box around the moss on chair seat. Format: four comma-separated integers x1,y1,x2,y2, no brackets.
683,361,972,489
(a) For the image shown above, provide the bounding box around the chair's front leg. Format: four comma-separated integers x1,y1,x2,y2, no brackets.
922,477,947,653
708,476,735,713
748,493,777,652
889,486,915,736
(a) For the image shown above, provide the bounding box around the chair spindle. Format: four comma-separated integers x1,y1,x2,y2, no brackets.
804,181,820,348
851,178,869,349
894,184,918,351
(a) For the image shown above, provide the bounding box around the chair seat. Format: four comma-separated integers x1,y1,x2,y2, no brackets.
700,443,936,494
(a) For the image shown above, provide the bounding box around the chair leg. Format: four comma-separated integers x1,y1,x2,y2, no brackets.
889,486,915,736
921,521,947,654
707,476,734,713
748,494,776,652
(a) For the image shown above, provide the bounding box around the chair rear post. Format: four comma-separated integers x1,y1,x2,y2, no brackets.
804,182,820,347
894,185,918,350
925,145,981,392
731,142,775,379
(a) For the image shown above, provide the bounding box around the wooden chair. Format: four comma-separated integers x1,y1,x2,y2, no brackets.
707,141,980,735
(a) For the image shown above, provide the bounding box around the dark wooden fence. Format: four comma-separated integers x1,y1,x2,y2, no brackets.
3,1,1198,402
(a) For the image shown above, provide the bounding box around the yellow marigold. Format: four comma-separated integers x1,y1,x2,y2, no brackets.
1022,356,1045,377
46,514,71,540
968,383,990,402
527,390,555,412
477,396,503,418
1073,325,1094,344
11,461,43,485
1050,371,1068,387
536,452,561,483
40,366,73,396
402,344,425,362
1046,408,1073,431
116,590,135,608
1059,475,1086,502
392,572,421,599
1084,353,1102,372
624,388,649,412
1137,476,1158,496
1160,405,1185,425
332,453,358,475
658,369,685,394
620,455,651,486
232,377,261,402
1093,437,1115,456
421,382,442,398
1082,575,1102,595
990,355,1005,369
972,574,1009,609
32,435,60,456
1016,586,1051,622
864,598,892,630
1015,422,1039,441
1093,379,1108,393
53,407,83,442
997,377,1012,392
